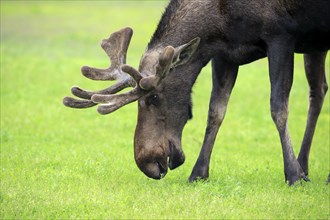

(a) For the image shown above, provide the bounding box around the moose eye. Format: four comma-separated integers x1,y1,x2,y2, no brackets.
147,94,160,106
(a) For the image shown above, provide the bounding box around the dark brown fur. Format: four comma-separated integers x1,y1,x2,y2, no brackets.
133,0,329,184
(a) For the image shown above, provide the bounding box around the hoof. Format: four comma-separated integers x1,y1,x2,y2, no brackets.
188,159,209,183
302,175,310,182
284,160,309,186
188,166,209,183
286,174,310,186
188,174,208,183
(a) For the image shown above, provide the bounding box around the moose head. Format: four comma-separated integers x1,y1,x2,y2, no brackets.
63,27,200,179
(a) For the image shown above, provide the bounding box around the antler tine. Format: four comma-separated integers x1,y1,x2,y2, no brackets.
81,27,133,81
92,88,145,114
63,75,133,108
71,79,134,100
63,97,97,108
90,65,146,114
71,64,141,100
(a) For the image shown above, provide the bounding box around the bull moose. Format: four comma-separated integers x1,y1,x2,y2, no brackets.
63,0,329,185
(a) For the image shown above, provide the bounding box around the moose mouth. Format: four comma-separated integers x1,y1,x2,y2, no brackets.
152,141,185,179
156,161,168,179
136,141,186,180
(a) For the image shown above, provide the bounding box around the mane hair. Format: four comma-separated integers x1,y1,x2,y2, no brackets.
147,0,218,49
148,0,185,48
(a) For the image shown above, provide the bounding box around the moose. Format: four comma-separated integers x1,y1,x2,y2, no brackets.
63,0,329,185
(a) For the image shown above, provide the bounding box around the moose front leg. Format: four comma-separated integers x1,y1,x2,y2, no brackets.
267,37,308,185
189,56,238,182
297,52,328,177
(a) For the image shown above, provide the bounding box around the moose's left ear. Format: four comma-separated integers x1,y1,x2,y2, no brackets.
171,37,200,68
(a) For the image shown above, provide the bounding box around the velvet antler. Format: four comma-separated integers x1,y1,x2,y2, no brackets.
63,27,178,114
63,27,145,113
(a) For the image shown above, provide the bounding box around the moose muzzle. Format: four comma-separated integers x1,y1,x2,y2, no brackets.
134,141,185,179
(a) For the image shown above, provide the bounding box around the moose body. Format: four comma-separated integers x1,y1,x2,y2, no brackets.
64,0,329,185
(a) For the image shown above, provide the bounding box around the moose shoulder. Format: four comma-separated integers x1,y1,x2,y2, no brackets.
63,0,329,185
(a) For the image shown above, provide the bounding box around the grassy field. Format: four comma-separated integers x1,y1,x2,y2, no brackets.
1,1,329,219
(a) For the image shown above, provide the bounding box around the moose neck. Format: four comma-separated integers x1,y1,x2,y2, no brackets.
147,0,221,84
149,0,220,47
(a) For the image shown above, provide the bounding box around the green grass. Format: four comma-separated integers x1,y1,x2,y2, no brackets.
1,1,329,219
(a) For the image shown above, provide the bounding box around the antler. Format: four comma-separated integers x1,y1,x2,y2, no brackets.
91,47,176,114
63,27,176,115
63,27,145,113
91,65,146,114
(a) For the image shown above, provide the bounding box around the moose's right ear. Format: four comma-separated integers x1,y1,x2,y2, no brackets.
171,37,200,68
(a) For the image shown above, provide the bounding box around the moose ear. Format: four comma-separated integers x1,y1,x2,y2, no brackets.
171,37,200,68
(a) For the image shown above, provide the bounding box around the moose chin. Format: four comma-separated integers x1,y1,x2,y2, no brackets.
64,0,329,185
